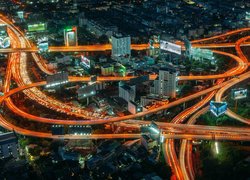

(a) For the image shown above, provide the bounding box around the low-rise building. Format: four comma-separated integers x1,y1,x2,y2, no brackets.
101,64,114,76
0,132,19,159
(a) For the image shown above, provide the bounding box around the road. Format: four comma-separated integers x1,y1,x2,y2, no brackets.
0,41,250,53
0,13,250,180
3,25,248,126
215,35,250,125
0,76,241,125
2,15,249,126
164,90,217,180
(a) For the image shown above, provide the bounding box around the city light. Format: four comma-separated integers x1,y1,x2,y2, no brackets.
45,80,68,88
0,2,249,179
215,141,219,154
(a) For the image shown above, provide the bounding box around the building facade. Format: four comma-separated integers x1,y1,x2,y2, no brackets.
111,34,131,57
119,84,136,102
150,67,177,98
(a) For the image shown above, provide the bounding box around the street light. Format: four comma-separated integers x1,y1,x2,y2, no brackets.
215,141,219,154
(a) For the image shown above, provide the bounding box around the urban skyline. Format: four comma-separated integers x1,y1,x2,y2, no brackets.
0,0,249,179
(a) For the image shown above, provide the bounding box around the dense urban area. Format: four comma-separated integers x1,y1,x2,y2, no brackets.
0,0,249,179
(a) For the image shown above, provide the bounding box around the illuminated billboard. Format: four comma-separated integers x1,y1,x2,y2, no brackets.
210,101,227,117
231,88,247,100
80,55,90,69
28,23,46,32
64,26,78,46
160,40,181,55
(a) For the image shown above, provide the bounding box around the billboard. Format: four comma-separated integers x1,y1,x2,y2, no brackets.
210,101,227,117
80,55,90,69
28,23,46,32
160,40,181,55
231,88,247,100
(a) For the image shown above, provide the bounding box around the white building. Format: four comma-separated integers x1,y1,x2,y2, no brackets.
111,34,131,57
119,84,136,102
0,132,19,159
150,67,177,98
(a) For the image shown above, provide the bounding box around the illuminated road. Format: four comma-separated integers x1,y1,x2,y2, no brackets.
191,27,250,44
0,13,250,180
0,77,238,125
0,24,248,132
2,40,250,54
0,110,249,141
176,34,250,180
179,106,209,180
215,35,250,125
0,44,159,53
5,22,108,120
166,29,250,179
4,27,249,130
164,90,217,180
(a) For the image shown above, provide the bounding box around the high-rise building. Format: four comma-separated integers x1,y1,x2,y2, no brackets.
0,132,19,159
119,84,136,102
111,34,131,57
150,66,177,98
64,26,78,46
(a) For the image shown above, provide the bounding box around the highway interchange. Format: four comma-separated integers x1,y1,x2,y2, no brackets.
0,13,249,180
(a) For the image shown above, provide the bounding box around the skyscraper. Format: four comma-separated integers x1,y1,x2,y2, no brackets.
111,34,131,57
64,26,78,46
119,83,136,102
